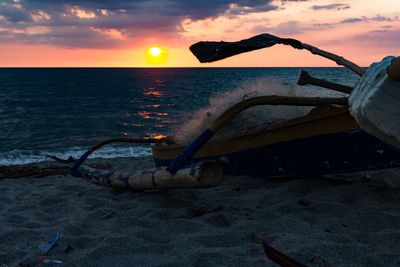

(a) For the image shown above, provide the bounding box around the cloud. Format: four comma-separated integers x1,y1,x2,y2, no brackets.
311,14,399,30
253,20,304,35
279,0,308,2
310,3,350,11
227,3,278,16
0,1,32,22
353,29,400,48
341,18,362,23
341,15,395,24
0,0,285,48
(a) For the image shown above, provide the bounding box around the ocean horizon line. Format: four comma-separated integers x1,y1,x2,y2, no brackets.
0,66,366,69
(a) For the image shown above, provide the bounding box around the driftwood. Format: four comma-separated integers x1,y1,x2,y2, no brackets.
0,163,71,179
0,137,170,179
262,241,309,267
70,137,172,178
190,33,365,76
252,234,308,267
0,161,111,179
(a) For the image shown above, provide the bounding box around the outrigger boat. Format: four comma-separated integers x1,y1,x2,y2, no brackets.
69,33,400,190
152,106,400,178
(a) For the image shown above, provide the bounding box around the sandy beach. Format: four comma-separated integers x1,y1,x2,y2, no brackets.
1,157,400,266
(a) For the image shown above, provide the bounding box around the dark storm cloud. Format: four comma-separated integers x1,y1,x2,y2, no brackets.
20,0,275,19
164,0,277,19
0,2,32,22
0,0,281,47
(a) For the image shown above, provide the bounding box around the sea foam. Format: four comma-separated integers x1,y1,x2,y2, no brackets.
174,78,343,144
0,145,152,166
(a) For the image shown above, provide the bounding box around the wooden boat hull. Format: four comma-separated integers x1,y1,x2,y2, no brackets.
350,56,400,149
152,105,400,177
153,130,400,177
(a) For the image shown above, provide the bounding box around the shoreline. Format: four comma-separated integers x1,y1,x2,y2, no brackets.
1,157,400,266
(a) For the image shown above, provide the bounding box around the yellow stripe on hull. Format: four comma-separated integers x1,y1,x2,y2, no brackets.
152,105,358,160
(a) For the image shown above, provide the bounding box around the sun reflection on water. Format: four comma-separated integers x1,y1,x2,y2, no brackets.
143,87,164,98
121,77,178,139
152,133,168,140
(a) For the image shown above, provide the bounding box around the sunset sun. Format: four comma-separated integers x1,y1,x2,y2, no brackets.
148,47,162,57
146,46,167,65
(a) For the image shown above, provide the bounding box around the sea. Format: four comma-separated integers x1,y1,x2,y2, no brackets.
0,68,359,166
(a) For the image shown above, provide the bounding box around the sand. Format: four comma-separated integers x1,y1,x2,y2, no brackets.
1,157,400,266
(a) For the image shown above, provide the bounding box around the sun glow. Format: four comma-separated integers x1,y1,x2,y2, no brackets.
146,46,167,65
148,47,162,57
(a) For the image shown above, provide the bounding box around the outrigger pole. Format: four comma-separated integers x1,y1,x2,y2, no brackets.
297,70,353,94
190,33,365,76
70,137,223,190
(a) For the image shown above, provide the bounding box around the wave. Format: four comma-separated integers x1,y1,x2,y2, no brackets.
0,145,153,166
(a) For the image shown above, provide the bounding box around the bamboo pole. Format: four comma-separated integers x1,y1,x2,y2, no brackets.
76,160,222,190
281,39,365,76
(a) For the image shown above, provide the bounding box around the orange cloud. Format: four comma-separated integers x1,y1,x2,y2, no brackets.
69,6,96,19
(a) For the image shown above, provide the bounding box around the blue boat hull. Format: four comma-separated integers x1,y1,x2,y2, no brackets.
154,131,400,177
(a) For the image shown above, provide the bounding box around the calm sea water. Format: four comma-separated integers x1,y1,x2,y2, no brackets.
0,68,359,165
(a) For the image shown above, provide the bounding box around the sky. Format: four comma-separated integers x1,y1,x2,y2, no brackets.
0,0,399,67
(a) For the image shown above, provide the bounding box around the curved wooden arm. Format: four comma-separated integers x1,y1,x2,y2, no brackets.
167,95,348,173
208,95,348,132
